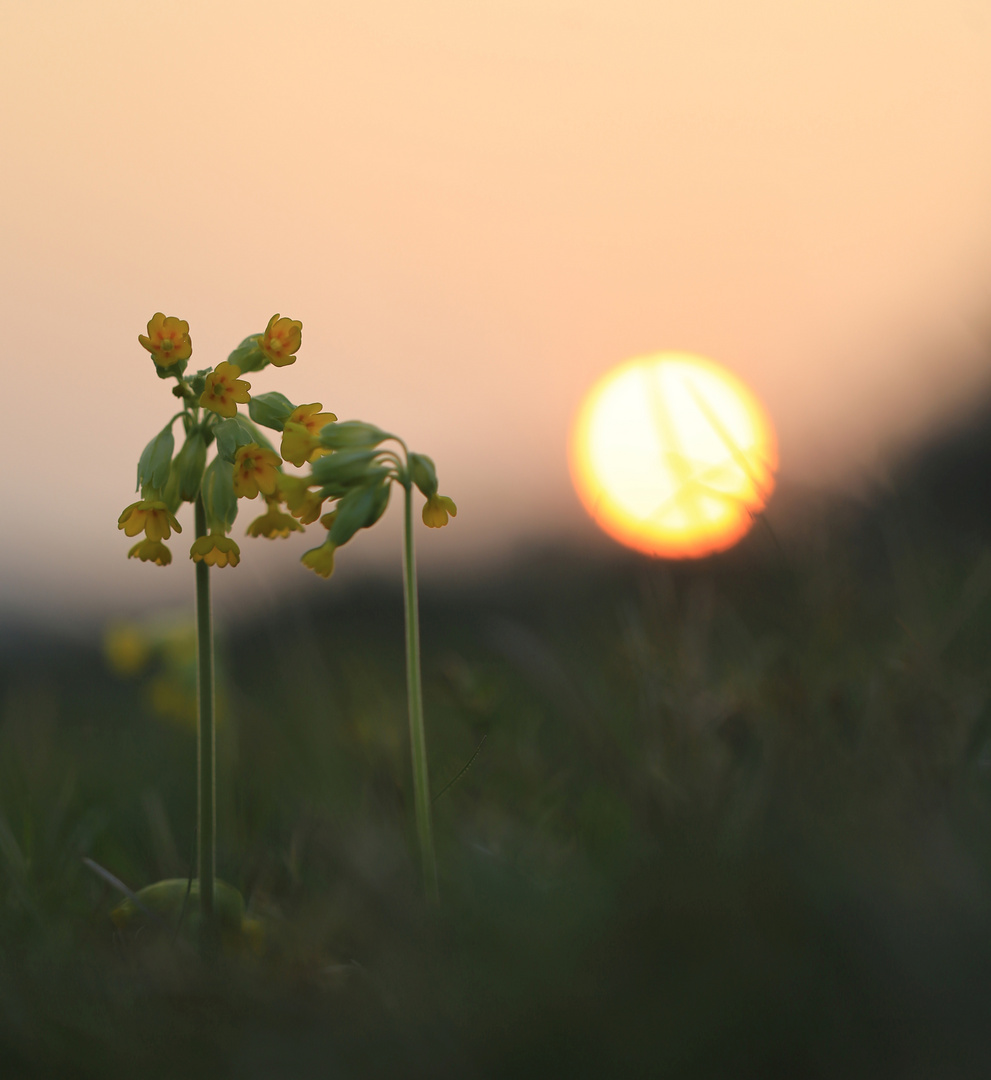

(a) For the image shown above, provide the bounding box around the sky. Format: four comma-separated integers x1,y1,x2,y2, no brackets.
3,0,991,620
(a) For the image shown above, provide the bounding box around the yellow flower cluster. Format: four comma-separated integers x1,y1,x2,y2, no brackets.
122,310,456,582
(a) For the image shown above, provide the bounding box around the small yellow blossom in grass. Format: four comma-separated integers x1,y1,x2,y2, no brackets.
246,503,305,538
190,533,241,567
138,313,192,368
278,473,325,524
422,494,457,528
233,443,282,499
258,313,302,367
104,623,151,674
200,361,251,418
127,538,173,566
301,539,336,579
118,500,182,541
280,404,337,466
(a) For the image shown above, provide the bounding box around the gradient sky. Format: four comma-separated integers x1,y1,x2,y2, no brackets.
4,0,991,619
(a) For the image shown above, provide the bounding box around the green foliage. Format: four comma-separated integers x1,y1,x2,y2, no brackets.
7,503,991,1071
113,878,245,933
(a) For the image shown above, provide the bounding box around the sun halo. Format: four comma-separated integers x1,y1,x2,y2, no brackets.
569,353,778,559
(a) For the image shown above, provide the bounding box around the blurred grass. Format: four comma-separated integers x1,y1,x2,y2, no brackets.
3,478,991,1077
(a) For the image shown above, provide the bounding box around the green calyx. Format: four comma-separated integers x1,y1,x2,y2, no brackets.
248,391,296,432
327,480,391,547
408,452,438,498
173,430,208,502
201,453,238,533
136,419,175,492
226,334,268,374
319,420,393,450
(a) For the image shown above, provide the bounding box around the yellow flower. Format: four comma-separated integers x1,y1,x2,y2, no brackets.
245,505,305,538
280,404,337,466
301,539,336,579
104,623,151,673
233,443,282,499
422,494,457,528
258,313,302,367
291,403,337,434
118,500,182,542
277,473,325,524
190,533,241,567
127,538,173,566
199,362,251,418
280,422,321,468
138,313,192,368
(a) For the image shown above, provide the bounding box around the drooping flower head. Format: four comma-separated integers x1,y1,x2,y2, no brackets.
118,500,182,542
301,539,336,579
138,313,192,368
280,404,337,466
277,473,326,524
190,533,241,568
245,503,305,539
422,494,457,529
127,538,173,566
258,313,302,367
200,362,251,418
232,443,282,499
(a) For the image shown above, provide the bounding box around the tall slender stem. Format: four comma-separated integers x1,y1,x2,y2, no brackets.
194,495,217,940
402,480,438,902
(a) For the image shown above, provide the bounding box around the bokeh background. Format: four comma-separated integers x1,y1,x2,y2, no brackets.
4,4,991,1077
3,0,991,619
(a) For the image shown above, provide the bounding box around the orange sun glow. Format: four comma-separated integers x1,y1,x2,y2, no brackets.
569,353,778,559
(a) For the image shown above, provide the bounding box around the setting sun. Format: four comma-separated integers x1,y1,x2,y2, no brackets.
570,353,778,559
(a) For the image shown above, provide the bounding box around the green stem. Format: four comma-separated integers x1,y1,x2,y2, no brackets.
194,495,217,943
402,479,439,902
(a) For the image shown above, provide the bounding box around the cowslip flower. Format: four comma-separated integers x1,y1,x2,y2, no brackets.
258,313,302,367
245,504,305,538
422,494,457,528
200,362,251,418
118,500,182,541
138,313,192,368
233,443,282,499
127,538,173,566
190,533,240,567
280,403,337,466
301,539,336,579
277,473,325,524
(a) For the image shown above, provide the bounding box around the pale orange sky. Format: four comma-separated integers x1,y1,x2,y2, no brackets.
3,0,991,618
